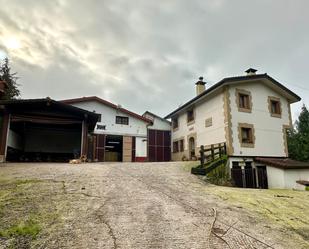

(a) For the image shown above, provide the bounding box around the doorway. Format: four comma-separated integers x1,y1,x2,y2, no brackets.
105,135,123,161
188,137,195,159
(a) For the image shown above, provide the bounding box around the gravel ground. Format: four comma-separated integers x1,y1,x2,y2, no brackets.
0,162,303,249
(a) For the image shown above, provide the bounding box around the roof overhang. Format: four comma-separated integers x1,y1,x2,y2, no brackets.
61,96,152,124
0,98,101,130
165,74,301,119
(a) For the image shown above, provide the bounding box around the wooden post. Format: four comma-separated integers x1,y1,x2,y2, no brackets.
211,144,214,161
0,112,10,163
199,145,205,167
219,143,222,158
81,121,88,158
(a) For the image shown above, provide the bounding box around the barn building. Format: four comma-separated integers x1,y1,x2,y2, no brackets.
62,96,154,162
0,98,100,162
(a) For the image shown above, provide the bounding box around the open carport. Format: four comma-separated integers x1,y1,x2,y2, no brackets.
0,98,100,162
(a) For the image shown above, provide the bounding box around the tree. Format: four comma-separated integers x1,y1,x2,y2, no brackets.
0,58,20,100
288,105,309,161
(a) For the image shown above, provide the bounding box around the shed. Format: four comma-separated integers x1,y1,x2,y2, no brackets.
255,157,309,190
0,98,100,162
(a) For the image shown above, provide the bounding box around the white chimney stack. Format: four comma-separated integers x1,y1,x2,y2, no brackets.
195,76,206,96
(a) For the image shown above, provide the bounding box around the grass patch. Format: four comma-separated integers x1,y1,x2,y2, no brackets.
203,186,309,247
0,218,41,239
0,178,61,248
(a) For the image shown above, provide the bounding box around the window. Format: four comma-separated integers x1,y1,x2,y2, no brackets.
187,109,194,123
241,128,253,144
179,139,184,152
239,94,249,109
172,118,179,130
116,116,129,125
205,117,212,127
238,123,255,148
236,89,252,113
268,97,281,118
173,141,179,153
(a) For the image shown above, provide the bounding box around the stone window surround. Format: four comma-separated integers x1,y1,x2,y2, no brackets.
235,88,253,113
187,108,195,126
172,136,185,153
268,96,282,118
238,123,255,148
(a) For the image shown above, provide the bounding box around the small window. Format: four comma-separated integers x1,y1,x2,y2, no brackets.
179,139,184,152
239,94,250,109
241,127,253,144
268,96,282,118
205,117,212,127
97,124,106,130
271,100,281,114
173,141,179,153
116,116,129,125
172,118,179,129
187,109,194,123
236,89,252,113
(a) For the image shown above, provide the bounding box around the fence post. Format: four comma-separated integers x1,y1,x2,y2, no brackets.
199,145,205,167
211,144,214,161
224,143,227,155
219,143,222,158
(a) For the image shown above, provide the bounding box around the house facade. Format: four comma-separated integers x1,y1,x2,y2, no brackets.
165,69,309,189
62,96,152,162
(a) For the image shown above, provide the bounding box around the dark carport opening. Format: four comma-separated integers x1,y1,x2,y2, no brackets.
105,135,123,162
7,121,82,162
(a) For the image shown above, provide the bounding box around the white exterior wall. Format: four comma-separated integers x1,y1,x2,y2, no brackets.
284,169,309,190
266,166,285,189
229,82,291,157
69,101,148,138
136,137,147,157
172,92,226,159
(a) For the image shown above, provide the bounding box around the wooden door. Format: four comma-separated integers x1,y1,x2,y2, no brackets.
122,136,132,162
148,130,171,162
257,166,268,189
95,134,105,161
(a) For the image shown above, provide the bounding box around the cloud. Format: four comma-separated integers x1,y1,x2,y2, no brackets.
0,0,308,119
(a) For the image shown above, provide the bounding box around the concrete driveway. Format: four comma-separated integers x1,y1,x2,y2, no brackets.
0,162,292,249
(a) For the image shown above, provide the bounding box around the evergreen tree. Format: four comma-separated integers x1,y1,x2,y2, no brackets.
288,105,309,161
0,58,20,100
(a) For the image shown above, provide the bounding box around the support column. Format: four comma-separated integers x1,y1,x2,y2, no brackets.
0,112,10,163
81,121,88,158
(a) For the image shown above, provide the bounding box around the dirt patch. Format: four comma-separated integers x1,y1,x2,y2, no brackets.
0,162,308,249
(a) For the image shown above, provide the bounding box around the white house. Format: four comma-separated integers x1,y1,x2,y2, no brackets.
165,68,309,189
62,96,152,162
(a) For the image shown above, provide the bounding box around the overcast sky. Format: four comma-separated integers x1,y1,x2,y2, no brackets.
0,0,308,119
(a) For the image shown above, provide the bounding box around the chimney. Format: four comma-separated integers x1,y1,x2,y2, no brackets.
195,76,206,96
245,68,257,76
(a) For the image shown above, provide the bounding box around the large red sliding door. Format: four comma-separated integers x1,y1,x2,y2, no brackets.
148,130,171,162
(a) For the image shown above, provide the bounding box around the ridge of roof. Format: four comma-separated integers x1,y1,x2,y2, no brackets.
165,73,301,119
61,96,152,123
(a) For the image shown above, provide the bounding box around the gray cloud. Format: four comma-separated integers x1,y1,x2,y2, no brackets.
0,0,308,119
